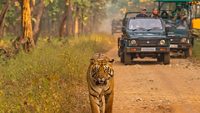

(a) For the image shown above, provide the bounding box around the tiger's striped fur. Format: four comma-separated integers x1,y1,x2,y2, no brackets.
87,53,114,113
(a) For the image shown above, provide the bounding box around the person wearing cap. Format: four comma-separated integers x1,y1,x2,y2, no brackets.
136,8,148,18
173,4,188,23
150,8,160,18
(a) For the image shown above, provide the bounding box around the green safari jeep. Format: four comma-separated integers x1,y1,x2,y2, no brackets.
118,17,170,65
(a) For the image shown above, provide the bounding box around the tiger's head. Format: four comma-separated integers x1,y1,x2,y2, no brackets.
89,54,114,86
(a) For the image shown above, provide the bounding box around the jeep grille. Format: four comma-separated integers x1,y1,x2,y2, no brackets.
136,40,159,47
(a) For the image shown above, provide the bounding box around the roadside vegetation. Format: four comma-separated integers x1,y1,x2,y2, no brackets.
0,34,115,113
193,39,200,60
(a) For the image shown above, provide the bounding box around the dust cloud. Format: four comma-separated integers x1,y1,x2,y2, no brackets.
97,3,123,34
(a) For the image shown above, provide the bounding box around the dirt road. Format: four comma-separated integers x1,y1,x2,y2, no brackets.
106,48,200,113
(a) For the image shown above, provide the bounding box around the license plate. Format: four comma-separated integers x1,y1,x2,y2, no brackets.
141,47,156,52
170,44,178,48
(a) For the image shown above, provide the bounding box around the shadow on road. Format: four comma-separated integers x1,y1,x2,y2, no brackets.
115,60,162,66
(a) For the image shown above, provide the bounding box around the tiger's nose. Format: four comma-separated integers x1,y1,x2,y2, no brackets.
98,78,105,83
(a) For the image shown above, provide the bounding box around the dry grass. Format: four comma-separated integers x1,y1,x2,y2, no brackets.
192,29,200,39
0,34,115,113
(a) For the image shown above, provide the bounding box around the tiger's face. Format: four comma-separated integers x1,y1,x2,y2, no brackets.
90,58,114,86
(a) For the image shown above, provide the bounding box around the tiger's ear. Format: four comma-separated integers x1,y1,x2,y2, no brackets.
109,59,115,63
90,58,95,64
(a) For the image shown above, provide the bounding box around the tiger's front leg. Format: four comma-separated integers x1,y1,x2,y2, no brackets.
89,95,105,113
105,78,114,113
105,91,114,113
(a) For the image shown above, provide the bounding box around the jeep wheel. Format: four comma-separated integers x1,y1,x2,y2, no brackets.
120,53,124,63
163,53,170,65
118,50,121,57
157,56,162,62
184,47,192,58
124,53,132,65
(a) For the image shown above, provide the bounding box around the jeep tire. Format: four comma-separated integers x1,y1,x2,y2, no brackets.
157,56,162,62
124,52,132,65
163,53,170,65
184,47,192,58
120,52,124,63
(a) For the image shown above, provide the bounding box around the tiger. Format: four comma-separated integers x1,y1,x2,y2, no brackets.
87,53,114,113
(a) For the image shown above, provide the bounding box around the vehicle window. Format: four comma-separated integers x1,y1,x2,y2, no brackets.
129,19,163,30
175,24,188,35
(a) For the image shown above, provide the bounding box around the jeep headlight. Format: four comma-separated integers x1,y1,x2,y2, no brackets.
181,38,187,43
160,40,166,45
129,40,137,46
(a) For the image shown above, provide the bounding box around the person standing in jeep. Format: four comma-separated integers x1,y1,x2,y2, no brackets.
136,8,148,18
150,8,160,18
173,4,188,24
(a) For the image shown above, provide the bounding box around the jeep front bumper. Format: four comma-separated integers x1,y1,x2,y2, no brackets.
126,47,170,53
170,43,191,51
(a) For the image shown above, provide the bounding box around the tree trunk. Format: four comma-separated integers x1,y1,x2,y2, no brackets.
74,4,79,36
21,0,35,51
66,0,73,36
0,1,9,37
74,17,79,36
59,10,67,37
80,8,84,34
33,0,45,44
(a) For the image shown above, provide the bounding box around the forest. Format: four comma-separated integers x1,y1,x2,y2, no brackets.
0,0,200,112
0,0,118,112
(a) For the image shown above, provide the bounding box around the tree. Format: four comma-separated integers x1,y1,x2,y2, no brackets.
21,0,35,51
1,0,114,38
66,0,73,36
32,0,45,44
0,1,9,37
59,10,67,37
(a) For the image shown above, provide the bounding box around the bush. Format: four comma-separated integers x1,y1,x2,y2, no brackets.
192,29,200,39
193,39,200,60
0,34,115,113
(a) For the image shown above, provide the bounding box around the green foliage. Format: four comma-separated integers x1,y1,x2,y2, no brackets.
0,34,114,112
0,0,7,9
44,0,55,6
193,39,200,59
46,0,65,22
1,0,115,36
5,5,20,28
192,29,200,38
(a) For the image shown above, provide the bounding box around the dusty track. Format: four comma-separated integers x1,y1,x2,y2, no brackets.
106,47,200,113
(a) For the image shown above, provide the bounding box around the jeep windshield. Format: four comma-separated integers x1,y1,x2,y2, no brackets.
128,19,163,31
175,24,188,35
168,23,188,36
